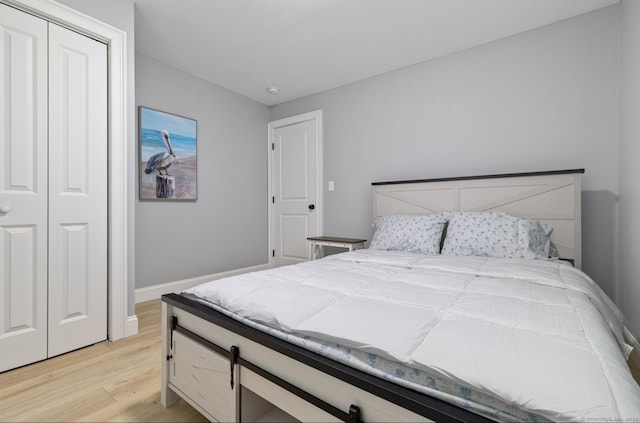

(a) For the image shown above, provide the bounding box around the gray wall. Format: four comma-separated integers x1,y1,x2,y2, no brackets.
135,54,269,288
619,0,640,337
270,8,621,300
55,0,137,317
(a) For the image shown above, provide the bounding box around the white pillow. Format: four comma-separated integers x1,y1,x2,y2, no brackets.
441,211,552,259
369,214,448,255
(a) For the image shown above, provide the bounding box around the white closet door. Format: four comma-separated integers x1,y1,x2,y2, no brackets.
47,23,108,356
0,4,49,373
272,119,318,266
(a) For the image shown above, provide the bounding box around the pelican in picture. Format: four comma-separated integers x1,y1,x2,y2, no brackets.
145,129,176,175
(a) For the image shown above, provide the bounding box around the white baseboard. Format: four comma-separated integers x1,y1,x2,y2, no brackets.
135,263,271,304
124,315,139,337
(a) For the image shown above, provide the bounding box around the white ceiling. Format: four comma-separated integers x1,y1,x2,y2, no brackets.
133,0,619,106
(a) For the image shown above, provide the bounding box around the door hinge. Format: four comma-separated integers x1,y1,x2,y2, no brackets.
272,196,275,204
272,250,275,257
272,142,274,150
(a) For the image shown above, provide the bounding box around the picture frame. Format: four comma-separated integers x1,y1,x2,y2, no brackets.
139,106,197,200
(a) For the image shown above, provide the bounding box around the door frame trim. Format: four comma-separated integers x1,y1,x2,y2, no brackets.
268,110,323,267
2,0,132,340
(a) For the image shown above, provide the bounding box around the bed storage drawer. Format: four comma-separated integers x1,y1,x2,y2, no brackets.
169,330,238,422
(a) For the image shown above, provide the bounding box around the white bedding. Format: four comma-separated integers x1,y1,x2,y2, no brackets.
186,250,640,422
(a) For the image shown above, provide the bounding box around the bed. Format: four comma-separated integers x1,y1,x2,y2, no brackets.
160,169,640,422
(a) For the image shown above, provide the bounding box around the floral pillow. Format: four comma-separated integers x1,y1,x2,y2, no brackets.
369,214,448,255
441,211,552,259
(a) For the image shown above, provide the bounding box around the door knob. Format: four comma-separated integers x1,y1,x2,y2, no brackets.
308,204,315,210
0,205,10,214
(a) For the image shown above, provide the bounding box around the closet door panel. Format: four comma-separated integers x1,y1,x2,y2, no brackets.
0,4,48,372
48,23,108,357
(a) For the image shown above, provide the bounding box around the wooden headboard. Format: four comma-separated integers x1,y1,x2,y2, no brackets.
372,169,584,268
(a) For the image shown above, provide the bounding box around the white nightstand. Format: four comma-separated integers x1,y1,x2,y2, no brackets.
307,236,366,260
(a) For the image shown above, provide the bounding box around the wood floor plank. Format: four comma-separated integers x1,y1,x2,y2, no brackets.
21,388,117,423
0,299,207,422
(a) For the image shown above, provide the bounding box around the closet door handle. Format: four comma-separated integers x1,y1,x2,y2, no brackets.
308,204,315,211
0,205,11,214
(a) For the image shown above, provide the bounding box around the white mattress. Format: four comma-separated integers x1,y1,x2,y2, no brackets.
185,250,640,422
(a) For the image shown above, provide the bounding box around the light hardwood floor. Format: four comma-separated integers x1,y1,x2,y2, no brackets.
0,300,207,422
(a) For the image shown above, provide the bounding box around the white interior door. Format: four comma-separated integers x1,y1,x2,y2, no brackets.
0,4,49,373
47,23,108,356
271,114,321,267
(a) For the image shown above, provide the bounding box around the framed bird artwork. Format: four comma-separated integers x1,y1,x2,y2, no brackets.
139,106,197,200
